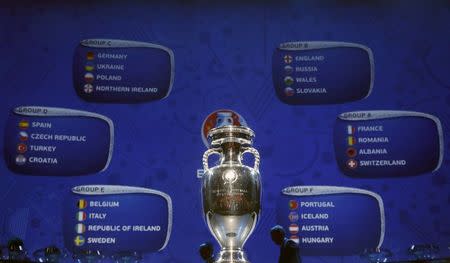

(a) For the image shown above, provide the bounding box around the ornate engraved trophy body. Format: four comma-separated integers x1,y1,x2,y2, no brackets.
202,125,261,263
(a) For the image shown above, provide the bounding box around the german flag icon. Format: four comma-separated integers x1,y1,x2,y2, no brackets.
86,51,95,60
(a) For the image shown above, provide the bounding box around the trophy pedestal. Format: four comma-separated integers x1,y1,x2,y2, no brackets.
215,248,250,263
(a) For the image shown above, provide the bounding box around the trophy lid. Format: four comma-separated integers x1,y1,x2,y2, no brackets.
208,125,255,147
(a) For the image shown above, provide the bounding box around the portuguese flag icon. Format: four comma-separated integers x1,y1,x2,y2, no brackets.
289,200,298,210
77,199,87,209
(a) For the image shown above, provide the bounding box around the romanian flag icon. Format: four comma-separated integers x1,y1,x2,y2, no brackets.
347,136,356,146
86,51,95,60
18,120,29,130
77,211,87,221
77,199,87,209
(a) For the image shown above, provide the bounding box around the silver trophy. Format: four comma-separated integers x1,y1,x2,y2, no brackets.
201,125,261,263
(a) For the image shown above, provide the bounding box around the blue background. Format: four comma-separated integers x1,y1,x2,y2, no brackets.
4,114,111,175
277,193,382,256
272,47,372,104
63,193,169,254
334,116,441,178
73,44,172,103
0,1,449,262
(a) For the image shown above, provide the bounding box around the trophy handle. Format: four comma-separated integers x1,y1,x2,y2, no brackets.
203,148,222,171
241,147,260,171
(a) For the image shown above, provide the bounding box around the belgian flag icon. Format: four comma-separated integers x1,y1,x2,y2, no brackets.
77,199,87,209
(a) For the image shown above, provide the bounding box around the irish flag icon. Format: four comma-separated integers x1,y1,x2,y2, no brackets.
75,223,86,234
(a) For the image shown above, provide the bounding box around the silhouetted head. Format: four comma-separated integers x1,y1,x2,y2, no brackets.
199,242,214,260
7,238,25,253
270,225,286,246
44,246,61,257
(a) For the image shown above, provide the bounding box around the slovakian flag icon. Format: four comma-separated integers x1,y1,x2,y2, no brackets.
284,87,295,97
289,200,298,210
77,199,87,209
76,211,87,222
289,224,299,234
18,120,29,130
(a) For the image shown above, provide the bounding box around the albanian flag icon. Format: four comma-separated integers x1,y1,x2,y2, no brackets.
346,147,357,158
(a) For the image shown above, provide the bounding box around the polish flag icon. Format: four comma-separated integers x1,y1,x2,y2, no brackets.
289,224,299,234
84,73,94,83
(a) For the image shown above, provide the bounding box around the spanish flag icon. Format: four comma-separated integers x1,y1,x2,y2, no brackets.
347,136,356,146
18,120,29,130
77,199,87,209
86,51,95,60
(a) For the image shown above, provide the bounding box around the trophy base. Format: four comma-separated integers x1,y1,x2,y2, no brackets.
215,249,250,263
